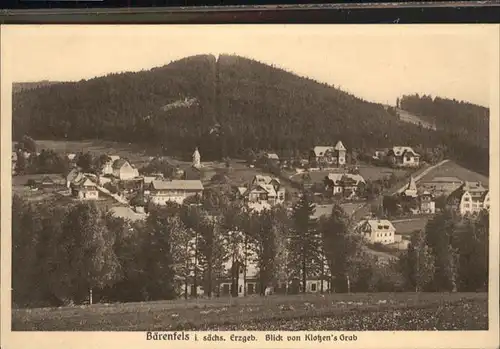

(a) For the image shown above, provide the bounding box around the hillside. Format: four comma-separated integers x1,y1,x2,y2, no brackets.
12,81,64,94
12,54,489,174
395,108,436,130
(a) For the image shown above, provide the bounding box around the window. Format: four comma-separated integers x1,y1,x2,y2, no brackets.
311,283,317,292
239,285,243,293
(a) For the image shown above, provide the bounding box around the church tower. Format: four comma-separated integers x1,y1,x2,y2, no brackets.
192,147,201,169
403,176,418,198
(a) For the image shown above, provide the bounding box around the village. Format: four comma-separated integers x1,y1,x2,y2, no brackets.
11,139,490,297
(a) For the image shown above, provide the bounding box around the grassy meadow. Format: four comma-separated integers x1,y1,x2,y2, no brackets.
12,293,487,331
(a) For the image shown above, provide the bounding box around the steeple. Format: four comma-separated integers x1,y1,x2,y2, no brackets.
192,147,201,169
404,176,418,197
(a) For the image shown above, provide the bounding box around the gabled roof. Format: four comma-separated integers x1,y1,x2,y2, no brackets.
390,146,419,157
151,179,204,191
265,153,280,160
237,187,248,196
109,155,121,162
334,141,346,151
253,175,280,185
66,168,84,183
112,159,130,170
360,219,396,232
74,177,97,187
422,176,463,184
312,146,334,157
327,173,365,185
110,206,147,222
405,176,418,192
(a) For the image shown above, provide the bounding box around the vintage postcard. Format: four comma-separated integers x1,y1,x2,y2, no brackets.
1,24,499,349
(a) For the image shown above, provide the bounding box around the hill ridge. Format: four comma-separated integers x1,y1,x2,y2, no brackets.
12,54,489,175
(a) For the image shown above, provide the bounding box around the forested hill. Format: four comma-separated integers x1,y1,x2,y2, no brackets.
399,94,489,150
13,81,64,94
12,54,489,174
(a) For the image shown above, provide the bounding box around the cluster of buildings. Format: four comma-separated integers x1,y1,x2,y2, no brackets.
399,174,490,217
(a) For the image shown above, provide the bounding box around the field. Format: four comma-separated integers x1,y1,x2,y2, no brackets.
34,140,154,169
396,108,437,130
417,160,489,185
12,293,487,331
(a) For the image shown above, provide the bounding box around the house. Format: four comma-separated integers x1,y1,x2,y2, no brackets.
70,176,99,200
238,175,285,207
324,173,366,199
448,181,490,216
356,219,396,245
265,152,280,162
67,153,77,161
419,176,463,197
149,179,204,205
184,239,330,297
309,141,347,167
112,159,139,180
419,191,436,214
386,146,420,168
101,155,122,176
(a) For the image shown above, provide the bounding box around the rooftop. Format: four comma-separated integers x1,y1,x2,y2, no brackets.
151,179,204,191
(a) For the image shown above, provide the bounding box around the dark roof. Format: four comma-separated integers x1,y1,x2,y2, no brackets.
112,159,129,170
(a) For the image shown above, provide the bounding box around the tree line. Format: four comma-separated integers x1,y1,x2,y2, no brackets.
12,55,489,176
12,188,488,308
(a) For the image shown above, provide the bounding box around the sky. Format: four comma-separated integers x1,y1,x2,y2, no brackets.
2,24,497,107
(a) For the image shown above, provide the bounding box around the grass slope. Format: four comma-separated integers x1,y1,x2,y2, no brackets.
417,160,489,185
12,293,487,331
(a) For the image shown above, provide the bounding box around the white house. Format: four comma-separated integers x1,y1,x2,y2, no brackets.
238,175,285,207
419,191,436,214
325,173,366,198
149,179,204,205
356,219,396,245
70,176,99,200
309,141,347,167
387,146,420,168
448,181,490,216
112,159,139,180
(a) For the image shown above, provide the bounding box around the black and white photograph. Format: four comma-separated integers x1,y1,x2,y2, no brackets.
1,24,498,347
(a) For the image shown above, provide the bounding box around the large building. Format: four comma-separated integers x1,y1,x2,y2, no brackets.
324,172,366,199
355,219,396,245
419,176,464,197
448,181,490,216
148,179,204,205
237,175,285,208
309,141,347,167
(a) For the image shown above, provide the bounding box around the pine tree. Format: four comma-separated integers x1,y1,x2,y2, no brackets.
399,229,435,292
289,191,320,293
59,202,121,304
425,209,459,292
320,204,361,293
